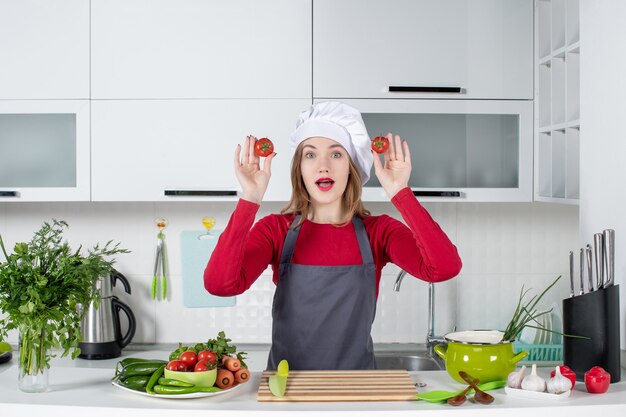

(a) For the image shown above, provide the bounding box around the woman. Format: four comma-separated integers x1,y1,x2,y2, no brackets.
205,101,462,370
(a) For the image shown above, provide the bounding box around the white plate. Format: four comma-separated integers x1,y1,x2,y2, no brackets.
112,379,243,399
505,386,570,401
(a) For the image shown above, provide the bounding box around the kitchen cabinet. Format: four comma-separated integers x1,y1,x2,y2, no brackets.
91,0,311,99
535,0,580,204
0,100,90,201
91,99,310,201
335,99,533,202
313,0,533,100
0,0,89,99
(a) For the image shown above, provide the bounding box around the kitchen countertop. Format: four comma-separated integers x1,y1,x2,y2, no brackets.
1,348,626,417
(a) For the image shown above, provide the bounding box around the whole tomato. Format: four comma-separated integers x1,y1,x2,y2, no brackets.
179,351,198,369
371,136,389,154
254,137,274,157
585,366,610,394
550,365,577,389
197,350,217,365
194,361,214,372
166,360,188,372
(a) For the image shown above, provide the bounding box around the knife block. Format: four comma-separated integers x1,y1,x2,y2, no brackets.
562,285,620,383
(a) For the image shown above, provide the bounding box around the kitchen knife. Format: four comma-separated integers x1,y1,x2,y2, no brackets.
579,248,585,295
594,233,605,290
586,244,594,292
569,250,575,297
603,229,615,287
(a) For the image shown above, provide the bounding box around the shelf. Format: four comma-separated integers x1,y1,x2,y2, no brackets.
538,120,580,133
534,0,580,205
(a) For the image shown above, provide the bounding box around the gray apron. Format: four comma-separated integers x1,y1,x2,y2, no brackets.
267,215,377,370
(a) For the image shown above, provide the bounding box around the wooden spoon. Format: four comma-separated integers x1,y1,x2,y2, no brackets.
446,378,478,406
459,371,495,405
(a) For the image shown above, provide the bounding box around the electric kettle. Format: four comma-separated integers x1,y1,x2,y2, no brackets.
78,270,136,359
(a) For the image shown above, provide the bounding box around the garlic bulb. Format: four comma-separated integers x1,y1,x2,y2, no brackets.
507,365,527,388
547,366,572,394
521,363,546,392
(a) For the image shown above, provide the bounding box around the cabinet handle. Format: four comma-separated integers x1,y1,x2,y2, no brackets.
0,191,18,197
164,190,238,197
412,191,461,197
389,86,464,93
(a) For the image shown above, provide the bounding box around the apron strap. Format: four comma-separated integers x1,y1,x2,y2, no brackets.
279,214,302,265
280,214,374,265
352,216,374,265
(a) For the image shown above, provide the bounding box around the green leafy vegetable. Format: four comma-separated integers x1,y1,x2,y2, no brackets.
0,220,128,376
169,330,247,368
503,275,561,342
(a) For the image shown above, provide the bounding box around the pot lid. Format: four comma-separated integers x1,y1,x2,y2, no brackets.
444,330,506,345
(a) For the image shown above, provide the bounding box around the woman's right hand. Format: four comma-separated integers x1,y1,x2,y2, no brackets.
234,135,276,204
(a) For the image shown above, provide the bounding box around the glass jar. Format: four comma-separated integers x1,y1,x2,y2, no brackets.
18,326,49,393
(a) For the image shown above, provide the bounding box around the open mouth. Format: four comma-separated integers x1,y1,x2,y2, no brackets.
315,177,335,191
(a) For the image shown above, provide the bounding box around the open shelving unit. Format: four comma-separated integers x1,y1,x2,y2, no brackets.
535,0,580,204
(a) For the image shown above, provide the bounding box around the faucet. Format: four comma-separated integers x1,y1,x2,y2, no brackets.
394,270,447,369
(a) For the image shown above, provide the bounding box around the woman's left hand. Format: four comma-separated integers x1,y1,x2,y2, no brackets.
372,133,412,199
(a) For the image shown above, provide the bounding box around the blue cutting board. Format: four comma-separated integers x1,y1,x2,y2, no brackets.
180,230,236,308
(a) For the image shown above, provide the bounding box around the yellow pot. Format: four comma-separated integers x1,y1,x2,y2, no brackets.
434,330,528,384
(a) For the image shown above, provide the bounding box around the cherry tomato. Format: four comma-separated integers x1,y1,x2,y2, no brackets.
585,366,610,394
197,350,217,365
179,351,197,369
254,137,274,157
550,365,577,389
371,136,389,154
166,360,188,372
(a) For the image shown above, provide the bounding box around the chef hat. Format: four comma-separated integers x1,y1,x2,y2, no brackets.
291,101,373,184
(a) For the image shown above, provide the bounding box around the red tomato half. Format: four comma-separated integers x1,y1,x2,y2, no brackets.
197,350,217,365
254,137,274,157
371,136,389,154
179,351,198,369
166,360,188,372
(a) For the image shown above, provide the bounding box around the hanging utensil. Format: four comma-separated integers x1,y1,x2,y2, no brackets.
152,217,169,301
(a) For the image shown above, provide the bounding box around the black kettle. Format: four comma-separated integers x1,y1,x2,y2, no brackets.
78,271,136,359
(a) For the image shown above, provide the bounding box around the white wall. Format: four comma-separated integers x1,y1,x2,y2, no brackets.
580,0,626,349
0,200,578,345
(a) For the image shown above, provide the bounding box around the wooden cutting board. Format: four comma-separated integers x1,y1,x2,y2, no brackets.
257,369,417,402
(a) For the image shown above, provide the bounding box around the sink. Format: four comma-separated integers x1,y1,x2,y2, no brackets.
375,351,443,371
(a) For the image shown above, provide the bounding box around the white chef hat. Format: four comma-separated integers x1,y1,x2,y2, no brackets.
291,101,373,184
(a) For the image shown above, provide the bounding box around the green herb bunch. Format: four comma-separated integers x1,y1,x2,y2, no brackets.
502,275,561,342
0,220,128,375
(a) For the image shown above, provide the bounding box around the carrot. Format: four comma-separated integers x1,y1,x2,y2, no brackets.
216,368,234,389
224,356,241,372
220,355,230,365
234,368,250,384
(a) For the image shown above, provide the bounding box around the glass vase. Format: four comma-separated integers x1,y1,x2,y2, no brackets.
18,326,49,393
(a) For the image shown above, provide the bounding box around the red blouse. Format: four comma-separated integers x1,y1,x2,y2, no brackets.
204,187,462,297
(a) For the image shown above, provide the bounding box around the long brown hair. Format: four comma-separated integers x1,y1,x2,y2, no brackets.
281,143,371,229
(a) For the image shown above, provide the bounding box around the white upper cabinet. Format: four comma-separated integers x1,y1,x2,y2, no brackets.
91,0,312,99
0,0,89,99
313,0,533,100
0,100,90,201
91,99,309,201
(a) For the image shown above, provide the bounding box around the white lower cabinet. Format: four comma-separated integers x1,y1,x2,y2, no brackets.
91,100,311,201
0,100,90,201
